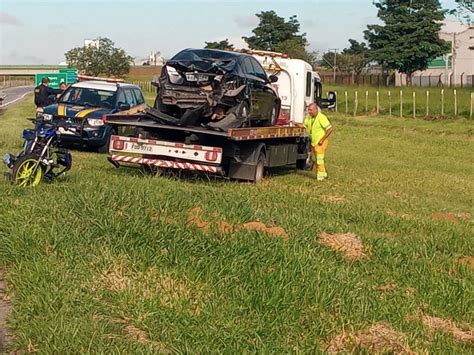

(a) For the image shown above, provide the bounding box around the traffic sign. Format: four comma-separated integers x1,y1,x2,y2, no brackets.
35,73,68,89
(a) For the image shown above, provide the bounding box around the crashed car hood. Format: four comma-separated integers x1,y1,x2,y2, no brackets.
166,59,237,74
44,103,110,119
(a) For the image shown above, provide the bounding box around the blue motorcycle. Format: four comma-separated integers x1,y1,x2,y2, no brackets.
3,116,73,187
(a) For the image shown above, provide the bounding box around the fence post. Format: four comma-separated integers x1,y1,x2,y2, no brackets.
441,89,444,116
335,91,338,112
388,91,392,116
376,91,380,114
454,89,457,117
412,92,416,118
353,91,358,117
345,91,348,113
400,90,403,118
365,91,368,113
426,91,429,117
470,92,473,119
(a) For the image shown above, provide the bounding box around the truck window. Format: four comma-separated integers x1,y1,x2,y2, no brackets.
306,72,312,97
133,88,145,105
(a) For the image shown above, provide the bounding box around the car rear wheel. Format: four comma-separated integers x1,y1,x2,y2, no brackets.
269,104,278,126
237,101,250,126
254,152,265,183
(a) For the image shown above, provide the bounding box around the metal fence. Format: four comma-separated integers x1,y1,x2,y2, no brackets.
0,79,35,89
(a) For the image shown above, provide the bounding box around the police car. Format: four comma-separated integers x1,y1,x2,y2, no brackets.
39,77,146,152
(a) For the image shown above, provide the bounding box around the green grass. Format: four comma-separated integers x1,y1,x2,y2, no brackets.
0,97,473,353
327,84,473,119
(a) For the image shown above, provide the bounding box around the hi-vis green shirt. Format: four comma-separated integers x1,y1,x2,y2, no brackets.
304,112,332,147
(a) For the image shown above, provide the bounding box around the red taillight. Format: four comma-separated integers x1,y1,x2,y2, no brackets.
112,139,124,150
102,114,108,124
204,151,218,162
276,108,291,126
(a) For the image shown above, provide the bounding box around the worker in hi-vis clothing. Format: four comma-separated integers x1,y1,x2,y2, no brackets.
303,103,334,181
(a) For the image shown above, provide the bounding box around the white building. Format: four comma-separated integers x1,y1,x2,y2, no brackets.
396,20,474,86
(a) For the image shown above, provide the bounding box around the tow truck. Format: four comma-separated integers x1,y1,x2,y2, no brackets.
105,108,309,182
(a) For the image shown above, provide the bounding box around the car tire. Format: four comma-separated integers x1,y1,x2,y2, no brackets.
97,128,116,154
254,152,265,183
269,103,278,126
237,101,250,126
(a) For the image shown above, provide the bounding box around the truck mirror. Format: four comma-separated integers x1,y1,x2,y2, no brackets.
269,75,278,83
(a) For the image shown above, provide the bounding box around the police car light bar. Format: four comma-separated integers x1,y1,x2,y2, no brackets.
77,74,125,83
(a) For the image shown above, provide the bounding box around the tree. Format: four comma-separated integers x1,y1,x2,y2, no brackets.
244,11,307,51
320,40,370,75
364,0,450,85
243,11,316,64
454,0,473,24
65,37,133,78
204,39,234,50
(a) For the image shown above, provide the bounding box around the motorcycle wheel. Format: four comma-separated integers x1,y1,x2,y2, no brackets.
11,154,44,187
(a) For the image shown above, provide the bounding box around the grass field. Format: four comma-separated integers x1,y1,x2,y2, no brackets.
0,96,473,353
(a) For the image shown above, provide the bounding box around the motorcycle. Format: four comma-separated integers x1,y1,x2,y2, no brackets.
3,115,73,187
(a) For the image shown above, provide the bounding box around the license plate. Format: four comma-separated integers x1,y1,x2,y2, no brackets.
186,73,209,82
129,143,153,152
58,127,76,135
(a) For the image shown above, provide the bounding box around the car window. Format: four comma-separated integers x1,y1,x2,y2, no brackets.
116,90,126,106
306,72,312,97
243,58,256,77
133,88,145,105
59,87,116,108
250,58,268,81
124,89,137,107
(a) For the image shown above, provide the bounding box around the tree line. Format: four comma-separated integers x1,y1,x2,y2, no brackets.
64,0,472,81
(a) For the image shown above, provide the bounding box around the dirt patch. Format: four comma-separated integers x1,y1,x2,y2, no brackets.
93,261,132,293
243,222,288,240
431,213,459,223
458,256,474,270
124,324,170,351
187,207,211,233
187,207,288,240
319,232,367,261
418,314,474,345
0,271,11,353
322,195,348,203
455,212,471,221
325,322,414,354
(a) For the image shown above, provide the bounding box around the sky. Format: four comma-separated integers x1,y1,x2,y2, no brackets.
0,0,461,65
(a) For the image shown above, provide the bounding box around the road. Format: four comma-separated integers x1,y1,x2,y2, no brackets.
0,86,34,108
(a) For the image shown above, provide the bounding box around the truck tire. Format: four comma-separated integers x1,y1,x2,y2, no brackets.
254,152,265,182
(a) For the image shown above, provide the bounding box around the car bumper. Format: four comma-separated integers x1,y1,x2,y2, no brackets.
59,126,109,147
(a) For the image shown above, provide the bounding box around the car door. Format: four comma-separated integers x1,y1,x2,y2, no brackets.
250,58,275,119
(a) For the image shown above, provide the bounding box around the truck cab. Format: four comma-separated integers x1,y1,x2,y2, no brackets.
250,50,336,124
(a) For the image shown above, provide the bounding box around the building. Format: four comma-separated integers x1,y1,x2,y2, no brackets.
396,20,474,86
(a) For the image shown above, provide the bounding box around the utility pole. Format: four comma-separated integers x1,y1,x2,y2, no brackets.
328,48,339,83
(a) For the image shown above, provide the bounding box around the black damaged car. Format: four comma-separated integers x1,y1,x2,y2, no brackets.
151,48,281,130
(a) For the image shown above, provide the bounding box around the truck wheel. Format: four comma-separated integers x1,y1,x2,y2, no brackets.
97,128,116,154
254,152,265,182
296,159,306,170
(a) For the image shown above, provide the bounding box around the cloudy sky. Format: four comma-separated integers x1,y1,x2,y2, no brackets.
0,0,460,64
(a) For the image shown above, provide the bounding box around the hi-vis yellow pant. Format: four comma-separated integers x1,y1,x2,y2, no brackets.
311,139,329,180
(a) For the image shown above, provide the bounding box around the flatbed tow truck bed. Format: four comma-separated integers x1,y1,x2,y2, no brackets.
105,113,309,182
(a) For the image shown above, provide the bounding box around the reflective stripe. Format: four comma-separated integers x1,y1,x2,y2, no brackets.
323,124,332,130
58,104,66,116
75,108,102,118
